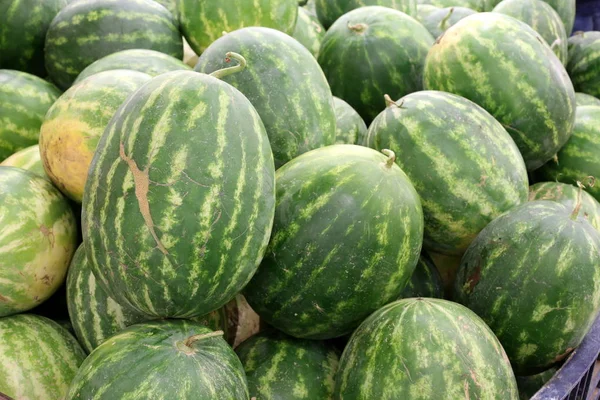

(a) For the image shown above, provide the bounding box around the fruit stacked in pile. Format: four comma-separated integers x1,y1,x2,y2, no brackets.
1,0,599,399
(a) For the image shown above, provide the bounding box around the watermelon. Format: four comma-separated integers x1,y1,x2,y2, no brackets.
493,0,567,65
196,28,336,168
417,6,477,39
82,67,275,318
0,70,61,162
0,167,77,317
315,0,417,29
576,92,600,107
153,0,176,14
335,298,518,399
293,7,326,58
567,31,600,98
304,0,318,14
66,320,248,399
366,91,529,255
453,201,600,374
537,106,600,201
418,0,484,11
0,145,48,180
236,330,339,399
74,49,190,84
244,145,424,339
0,314,86,400
178,0,298,55
45,0,182,90
516,369,556,400
399,252,444,298
0,0,68,76
424,13,575,171
333,97,368,145
484,0,575,34
40,69,152,203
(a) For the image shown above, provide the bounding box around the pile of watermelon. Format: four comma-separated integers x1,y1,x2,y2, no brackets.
1,0,600,398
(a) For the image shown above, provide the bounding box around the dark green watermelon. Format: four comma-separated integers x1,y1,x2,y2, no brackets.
398,252,444,298
316,0,417,29
333,97,367,145
567,31,600,98
516,369,556,399
293,7,326,57
417,6,477,39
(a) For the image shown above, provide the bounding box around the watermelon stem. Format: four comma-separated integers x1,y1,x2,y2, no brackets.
440,7,454,30
184,330,224,347
384,94,404,109
347,22,367,33
571,177,596,220
381,149,396,168
210,52,246,79
550,38,562,51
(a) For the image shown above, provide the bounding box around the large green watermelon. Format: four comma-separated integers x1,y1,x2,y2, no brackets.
366,91,528,255
398,252,444,298
318,6,434,123
315,0,417,29
236,330,339,399
454,201,600,374
0,314,86,400
0,70,61,162
335,298,518,399
484,0,575,34
576,92,600,107
0,167,77,317
537,106,600,201
424,13,575,171
333,97,368,145
0,145,48,181
82,68,275,318
244,145,424,339
293,7,326,58
45,0,182,89
417,6,477,39
196,28,336,168
567,32,600,98
66,320,248,399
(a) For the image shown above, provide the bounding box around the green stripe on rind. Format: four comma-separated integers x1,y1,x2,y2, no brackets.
417,6,477,39
575,92,600,107
0,145,48,181
82,70,275,318
366,91,529,255
0,70,61,161
424,12,576,171
453,201,600,374
485,0,575,35
567,32,600,98
418,0,485,10
66,320,249,399
335,298,519,399
44,0,183,90
537,106,600,202
196,27,336,168
315,0,417,29
333,97,368,145
177,0,298,54
236,330,339,399
0,166,77,317
293,7,326,58
244,144,424,339
398,252,444,298
318,6,434,124
0,314,86,400
74,49,190,84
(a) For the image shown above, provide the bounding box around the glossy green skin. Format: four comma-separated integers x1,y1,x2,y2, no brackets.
417,6,477,39
0,0,67,76
493,0,568,65
335,298,518,399
66,320,249,399
424,12,575,171
398,252,444,298
333,97,367,145
0,145,48,180
567,32,600,98
293,7,326,58
83,71,275,318
366,91,529,255
74,49,190,84
45,0,182,89
197,27,336,168
537,106,600,202
244,145,424,339
178,0,298,54
418,0,484,11
0,314,86,400
576,92,600,107
453,201,600,374
485,0,575,35
516,369,555,400
315,0,417,29
0,70,61,161
236,330,339,399
318,6,434,124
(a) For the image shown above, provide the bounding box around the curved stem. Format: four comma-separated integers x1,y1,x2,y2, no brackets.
439,7,454,30
184,330,224,347
550,38,562,50
210,53,246,80
571,177,595,220
381,149,396,168
384,94,404,109
347,22,368,33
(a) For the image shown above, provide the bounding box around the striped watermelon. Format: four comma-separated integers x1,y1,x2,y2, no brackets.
576,92,600,107
424,12,576,171
74,49,190,84
485,0,575,34
493,0,567,65
45,0,182,90
40,69,152,203
0,314,86,400
366,91,528,255
178,0,298,54
0,167,77,317
454,201,600,374
66,320,248,399
196,28,336,168
318,7,434,124
315,0,417,29
0,145,48,180
399,252,444,298
567,32,600,98
335,298,518,399
236,330,339,399
244,145,424,339
0,70,61,162
537,106,600,201
417,6,477,39
418,0,484,10
333,97,367,145
293,7,326,58
82,68,275,318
